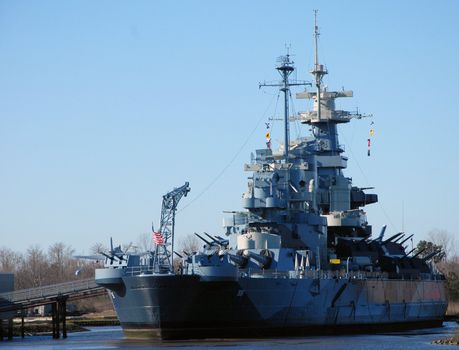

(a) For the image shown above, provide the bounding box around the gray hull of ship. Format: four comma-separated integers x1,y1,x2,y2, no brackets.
100,274,447,339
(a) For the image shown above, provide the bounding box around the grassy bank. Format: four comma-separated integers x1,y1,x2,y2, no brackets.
72,316,120,327
11,314,119,337
433,301,459,345
12,320,87,337
433,329,459,345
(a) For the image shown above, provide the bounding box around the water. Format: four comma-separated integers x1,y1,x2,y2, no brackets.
1,322,457,350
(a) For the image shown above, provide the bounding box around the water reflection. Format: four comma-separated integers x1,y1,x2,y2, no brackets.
1,322,457,350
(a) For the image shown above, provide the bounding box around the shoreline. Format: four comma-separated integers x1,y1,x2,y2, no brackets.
433,318,459,345
10,314,458,339
10,315,120,337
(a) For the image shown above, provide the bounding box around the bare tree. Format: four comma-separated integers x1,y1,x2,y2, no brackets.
178,234,200,254
428,229,457,260
418,230,459,302
137,232,153,252
18,245,49,288
0,247,23,273
90,242,107,255
0,242,103,291
122,242,134,253
48,242,75,283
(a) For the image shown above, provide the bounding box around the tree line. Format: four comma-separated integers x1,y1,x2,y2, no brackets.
0,229,457,302
0,243,98,290
416,229,459,301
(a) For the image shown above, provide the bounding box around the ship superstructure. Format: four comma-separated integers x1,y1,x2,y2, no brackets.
95,15,447,339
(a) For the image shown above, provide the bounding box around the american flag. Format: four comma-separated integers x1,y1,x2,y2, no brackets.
153,231,165,245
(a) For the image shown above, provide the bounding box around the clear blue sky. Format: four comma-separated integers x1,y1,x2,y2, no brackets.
1,0,458,254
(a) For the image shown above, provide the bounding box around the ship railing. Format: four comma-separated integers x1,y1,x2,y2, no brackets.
239,269,291,279
120,265,443,281
264,270,441,281
123,265,159,276
238,269,393,280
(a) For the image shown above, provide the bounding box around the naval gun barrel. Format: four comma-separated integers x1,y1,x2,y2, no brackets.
194,233,212,246
243,250,272,269
405,247,417,256
412,248,426,259
422,250,442,262
399,234,414,246
393,234,406,243
101,251,125,262
204,232,220,243
227,252,248,267
376,225,387,241
204,232,229,247
382,232,404,244
100,252,113,261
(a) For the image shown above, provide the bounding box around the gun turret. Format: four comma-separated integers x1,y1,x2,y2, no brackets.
228,252,249,268
103,237,125,263
243,250,273,269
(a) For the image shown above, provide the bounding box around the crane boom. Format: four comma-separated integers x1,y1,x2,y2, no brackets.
153,182,191,273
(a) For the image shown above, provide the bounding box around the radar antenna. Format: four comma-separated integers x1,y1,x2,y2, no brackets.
259,52,311,161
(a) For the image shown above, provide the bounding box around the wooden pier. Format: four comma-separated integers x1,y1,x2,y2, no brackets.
0,278,106,340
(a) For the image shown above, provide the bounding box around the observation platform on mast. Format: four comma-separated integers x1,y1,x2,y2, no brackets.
296,89,358,124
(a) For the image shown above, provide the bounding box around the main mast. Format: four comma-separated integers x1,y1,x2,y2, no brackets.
260,55,310,162
277,55,295,161
310,10,327,121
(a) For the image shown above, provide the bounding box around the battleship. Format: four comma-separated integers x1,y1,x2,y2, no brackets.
95,15,448,339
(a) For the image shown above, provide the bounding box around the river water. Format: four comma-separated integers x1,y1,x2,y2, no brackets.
1,322,458,350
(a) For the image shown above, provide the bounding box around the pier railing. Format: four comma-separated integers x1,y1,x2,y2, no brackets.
0,278,106,313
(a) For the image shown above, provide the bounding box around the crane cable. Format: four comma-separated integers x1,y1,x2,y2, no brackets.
179,92,280,213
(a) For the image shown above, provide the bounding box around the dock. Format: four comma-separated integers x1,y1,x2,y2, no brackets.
0,278,106,340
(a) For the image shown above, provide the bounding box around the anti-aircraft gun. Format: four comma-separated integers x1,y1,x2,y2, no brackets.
335,223,446,277
100,237,126,266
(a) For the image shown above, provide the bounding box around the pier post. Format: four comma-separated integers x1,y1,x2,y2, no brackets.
51,303,56,338
7,318,13,341
21,310,25,338
52,302,60,339
0,319,3,341
55,301,60,339
59,297,67,339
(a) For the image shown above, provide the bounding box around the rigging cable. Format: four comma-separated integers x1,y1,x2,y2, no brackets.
267,91,281,147
339,131,398,232
179,92,280,213
288,90,301,139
